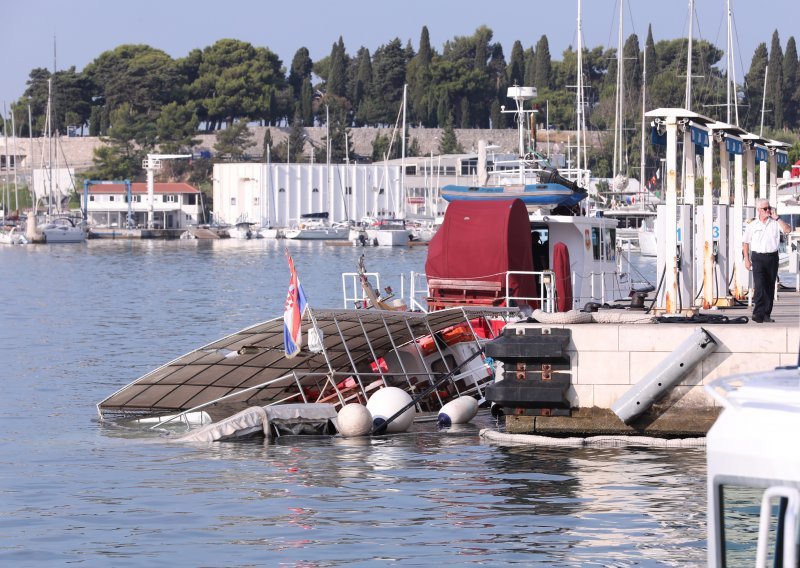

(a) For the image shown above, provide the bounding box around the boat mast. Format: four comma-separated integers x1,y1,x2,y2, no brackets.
640,45,647,204
759,65,768,136
28,105,35,216
725,0,739,125
576,0,584,186
46,78,53,217
400,84,407,219
326,104,333,219
11,105,18,211
685,0,694,110
613,0,625,180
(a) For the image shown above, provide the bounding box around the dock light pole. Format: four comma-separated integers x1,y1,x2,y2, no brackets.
143,154,191,229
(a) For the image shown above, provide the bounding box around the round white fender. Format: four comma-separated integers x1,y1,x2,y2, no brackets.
337,403,373,437
438,396,479,426
367,387,415,433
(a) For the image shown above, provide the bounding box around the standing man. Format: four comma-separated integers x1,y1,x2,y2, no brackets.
742,198,792,322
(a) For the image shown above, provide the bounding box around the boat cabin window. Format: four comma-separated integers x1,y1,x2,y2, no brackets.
590,227,617,261
531,228,549,271
714,483,800,566
405,165,417,176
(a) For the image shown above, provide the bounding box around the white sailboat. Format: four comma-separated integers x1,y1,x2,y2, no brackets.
37,78,86,244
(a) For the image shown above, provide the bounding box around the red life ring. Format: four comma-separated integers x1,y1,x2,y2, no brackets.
584,229,591,249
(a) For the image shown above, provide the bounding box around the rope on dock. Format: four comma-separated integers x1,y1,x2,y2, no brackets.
479,428,706,448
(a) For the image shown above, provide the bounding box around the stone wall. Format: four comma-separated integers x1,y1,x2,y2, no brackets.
1,126,608,176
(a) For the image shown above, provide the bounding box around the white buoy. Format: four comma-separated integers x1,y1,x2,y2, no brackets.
336,403,373,438
366,387,415,434
437,396,479,426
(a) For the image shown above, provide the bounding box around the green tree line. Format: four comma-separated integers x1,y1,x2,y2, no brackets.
4,26,800,180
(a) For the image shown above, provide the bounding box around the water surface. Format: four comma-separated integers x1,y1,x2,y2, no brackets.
0,240,706,566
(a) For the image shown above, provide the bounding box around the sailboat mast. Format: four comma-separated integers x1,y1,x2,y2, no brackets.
613,0,625,179
46,78,53,217
726,0,739,125
640,46,647,201
28,104,36,216
400,84,407,218
685,0,694,110
576,0,583,183
11,107,19,211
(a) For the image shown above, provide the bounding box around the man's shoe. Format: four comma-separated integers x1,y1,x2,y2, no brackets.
766,318,775,322
752,316,764,323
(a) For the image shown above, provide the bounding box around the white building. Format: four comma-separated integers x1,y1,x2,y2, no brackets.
212,155,485,227
213,163,405,227
81,182,203,229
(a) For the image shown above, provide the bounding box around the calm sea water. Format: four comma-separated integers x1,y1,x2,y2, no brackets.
0,239,706,566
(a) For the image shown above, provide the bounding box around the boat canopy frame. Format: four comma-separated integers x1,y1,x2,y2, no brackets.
96,305,517,424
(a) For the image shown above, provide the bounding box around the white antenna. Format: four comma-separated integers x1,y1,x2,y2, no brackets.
142,154,191,228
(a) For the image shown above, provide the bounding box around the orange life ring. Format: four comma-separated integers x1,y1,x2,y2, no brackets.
584,229,591,249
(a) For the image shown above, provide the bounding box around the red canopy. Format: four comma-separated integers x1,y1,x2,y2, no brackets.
426,199,536,302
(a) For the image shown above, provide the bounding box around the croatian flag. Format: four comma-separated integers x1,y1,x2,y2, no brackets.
283,250,308,358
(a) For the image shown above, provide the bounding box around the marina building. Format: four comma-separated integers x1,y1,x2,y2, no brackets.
212,155,488,226
81,182,202,229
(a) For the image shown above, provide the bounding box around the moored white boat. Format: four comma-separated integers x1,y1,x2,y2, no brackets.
441,87,587,209
40,216,87,243
0,225,28,245
227,222,254,239
284,212,349,240
364,218,410,247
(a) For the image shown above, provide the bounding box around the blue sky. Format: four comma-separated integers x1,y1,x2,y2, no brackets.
3,0,798,109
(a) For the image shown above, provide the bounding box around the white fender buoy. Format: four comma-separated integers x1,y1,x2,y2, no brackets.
438,396,479,426
366,387,415,433
337,403,373,438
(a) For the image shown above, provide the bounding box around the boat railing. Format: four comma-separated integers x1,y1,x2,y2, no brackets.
407,271,429,312
341,271,382,308
504,270,556,312
572,269,630,306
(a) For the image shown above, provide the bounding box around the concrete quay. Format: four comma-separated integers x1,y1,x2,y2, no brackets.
501,291,799,436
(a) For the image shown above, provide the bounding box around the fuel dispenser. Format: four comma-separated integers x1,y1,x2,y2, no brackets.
656,204,694,311
694,205,729,304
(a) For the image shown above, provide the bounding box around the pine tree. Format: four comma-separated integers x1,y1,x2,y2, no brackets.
439,114,463,154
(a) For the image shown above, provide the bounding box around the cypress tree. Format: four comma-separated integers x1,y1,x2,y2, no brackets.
507,41,525,86
767,30,784,128
533,36,552,89
782,37,798,129
327,37,348,98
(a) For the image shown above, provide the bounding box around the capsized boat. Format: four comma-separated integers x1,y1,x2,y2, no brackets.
96,305,516,438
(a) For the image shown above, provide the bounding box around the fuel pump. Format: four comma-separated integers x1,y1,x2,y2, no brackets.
656,204,693,311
